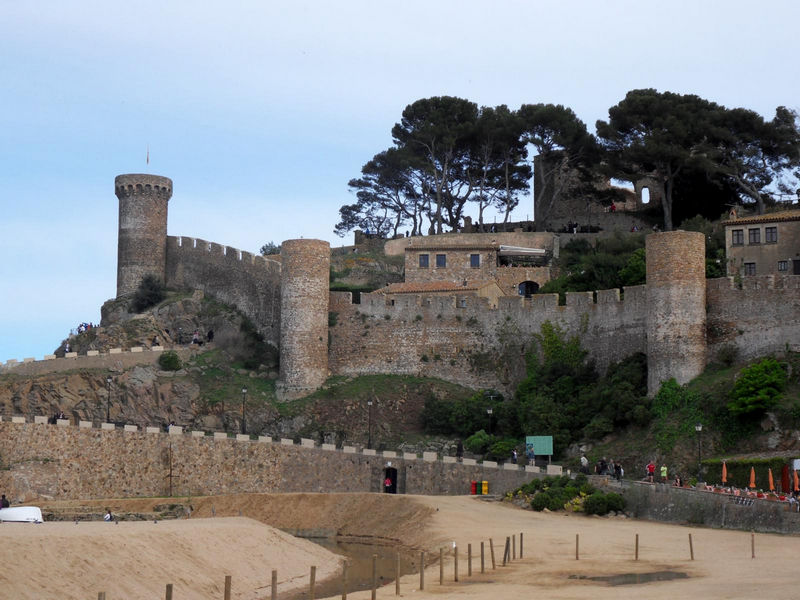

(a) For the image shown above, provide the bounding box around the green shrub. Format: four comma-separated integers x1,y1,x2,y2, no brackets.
531,491,551,511
131,274,165,313
728,358,786,417
583,492,608,515
605,492,625,513
158,350,182,371
548,492,566,511
464,430,493,454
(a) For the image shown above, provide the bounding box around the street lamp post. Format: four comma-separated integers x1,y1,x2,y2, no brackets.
241,387,247,435
367,400,373,449
106,376,112,423
486,408,493,436
695,422,703,482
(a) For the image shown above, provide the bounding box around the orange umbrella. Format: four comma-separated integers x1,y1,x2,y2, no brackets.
749,467,756,489
768,468,775,491
794,470,799,493
722,462,727,484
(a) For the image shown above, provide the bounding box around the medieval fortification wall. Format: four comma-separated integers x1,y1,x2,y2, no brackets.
0,420,534,502
104,173,800,399
164,236,282,347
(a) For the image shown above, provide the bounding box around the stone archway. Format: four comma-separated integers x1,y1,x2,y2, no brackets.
517,281,539,298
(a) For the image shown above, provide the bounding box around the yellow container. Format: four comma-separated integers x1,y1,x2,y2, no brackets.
481,480,489,495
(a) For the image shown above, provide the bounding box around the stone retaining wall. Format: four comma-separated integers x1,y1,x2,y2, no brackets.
0,420,536,502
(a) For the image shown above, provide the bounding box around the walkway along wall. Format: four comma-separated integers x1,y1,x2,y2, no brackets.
0,420,534,502
608,479,800,535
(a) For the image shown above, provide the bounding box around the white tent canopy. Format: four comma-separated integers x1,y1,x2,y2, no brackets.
498,245,546,256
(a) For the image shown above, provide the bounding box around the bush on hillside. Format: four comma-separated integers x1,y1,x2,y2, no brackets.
158,350,181,371
728,357,786,417
131,274,166,313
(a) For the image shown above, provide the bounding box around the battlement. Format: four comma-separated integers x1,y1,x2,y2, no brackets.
114,174,173,200
706,274,800,292
166,236,281,272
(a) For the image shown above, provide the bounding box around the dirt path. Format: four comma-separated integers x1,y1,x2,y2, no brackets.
8,493,800,599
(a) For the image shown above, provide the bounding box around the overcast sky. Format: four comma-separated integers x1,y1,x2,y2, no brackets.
2,1,799,362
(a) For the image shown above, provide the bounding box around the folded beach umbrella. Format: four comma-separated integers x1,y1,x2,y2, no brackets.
782,464,790,493
768,468,775,492
722,461,727,484
749,467,756,489
794,470,799,493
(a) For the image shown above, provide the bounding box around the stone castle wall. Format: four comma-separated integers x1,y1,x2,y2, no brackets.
115,174,172,296
277,239,331,399
328,286,649,393
164,236,282,347
706,275,800,362
0,421,534,502
646,232,707,394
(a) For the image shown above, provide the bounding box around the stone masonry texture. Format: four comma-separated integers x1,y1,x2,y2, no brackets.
646,231,707,395
277,239,331,399
115,174,173,296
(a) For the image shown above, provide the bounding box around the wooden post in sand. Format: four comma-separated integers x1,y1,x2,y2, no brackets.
635,534,639,561
481,541,485,573
341,562,348,600
502,537,510,566
454,544,459,582
395,552,401,595
419,551,425,590
468,543,472,576
439,548,444,584
520,533,523,559
489,538,496,569
689,534,694,560
165,583,173,600
272,569,278,600
575,534,579,560
224,575,232,600
310,566,316,600
98,593,106,600
371,554,378,600
751,532,755,559
512,534,516,560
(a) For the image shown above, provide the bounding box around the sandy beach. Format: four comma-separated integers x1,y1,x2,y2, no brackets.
2,493,796,599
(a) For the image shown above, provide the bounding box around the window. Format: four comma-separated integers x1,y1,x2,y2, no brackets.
766,226,778,243
418,254,429,268
436,254,446,268
748,228,760,244
778,260,788,272
470,253,480,268
744,262,756,276
731,229,744,245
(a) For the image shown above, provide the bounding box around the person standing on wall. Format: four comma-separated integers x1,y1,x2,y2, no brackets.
660,463,668,484
1,494,9,508
646,460,656,483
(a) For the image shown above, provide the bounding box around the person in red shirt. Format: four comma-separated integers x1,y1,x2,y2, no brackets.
646,461,656,483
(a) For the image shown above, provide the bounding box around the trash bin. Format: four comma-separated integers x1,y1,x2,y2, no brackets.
482,480,489,495
470,480,477,495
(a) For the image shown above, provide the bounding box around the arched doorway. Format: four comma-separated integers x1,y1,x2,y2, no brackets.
383,467,397,493
517,281,539,298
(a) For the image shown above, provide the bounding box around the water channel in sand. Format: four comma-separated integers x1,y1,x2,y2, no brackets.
287,539,422,600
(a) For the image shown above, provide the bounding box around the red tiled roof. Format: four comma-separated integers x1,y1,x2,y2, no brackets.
376,280,497,294
723,209,800,226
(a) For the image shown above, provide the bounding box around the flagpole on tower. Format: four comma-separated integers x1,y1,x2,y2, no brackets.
146,144,150,170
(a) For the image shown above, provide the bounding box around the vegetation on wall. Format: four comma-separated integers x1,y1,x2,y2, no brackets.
538,234,646,303
131,274,166,313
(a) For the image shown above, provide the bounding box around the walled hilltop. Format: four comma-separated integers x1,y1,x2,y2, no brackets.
102,173,800,398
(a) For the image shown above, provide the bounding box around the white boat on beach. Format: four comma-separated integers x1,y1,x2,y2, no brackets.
0,506,44,523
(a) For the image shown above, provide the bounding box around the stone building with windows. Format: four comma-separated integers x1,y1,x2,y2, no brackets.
724,210,800,276
401,233,555,298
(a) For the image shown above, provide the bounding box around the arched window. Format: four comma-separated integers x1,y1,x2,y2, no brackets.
517,281,539,298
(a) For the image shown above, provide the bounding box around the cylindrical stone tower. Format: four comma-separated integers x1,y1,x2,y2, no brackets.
277,238,331,400
646,231,707,395
114,174,173,297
